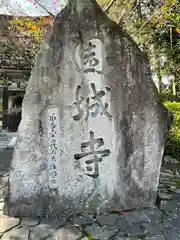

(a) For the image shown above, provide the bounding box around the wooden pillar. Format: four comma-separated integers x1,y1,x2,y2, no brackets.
2,85,9,130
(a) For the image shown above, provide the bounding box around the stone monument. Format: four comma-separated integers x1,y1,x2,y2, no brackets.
5,0,172,218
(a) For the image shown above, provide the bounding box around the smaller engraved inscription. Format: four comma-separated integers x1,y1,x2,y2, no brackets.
73,83,112,121
74,131,110,178
47,108,60,189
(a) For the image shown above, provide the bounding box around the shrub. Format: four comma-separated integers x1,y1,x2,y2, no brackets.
159,93,180,102
164,101,180,161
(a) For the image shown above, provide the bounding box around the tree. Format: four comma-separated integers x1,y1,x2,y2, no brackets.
101,0,180,95
1,0,180,95
0,4,54,68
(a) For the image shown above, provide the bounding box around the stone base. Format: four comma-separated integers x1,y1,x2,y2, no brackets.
4,188,156,218
1,172,180,240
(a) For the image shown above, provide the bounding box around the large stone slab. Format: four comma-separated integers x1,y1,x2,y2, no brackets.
1,227,30,240
5,0,171,217
0,215,20,234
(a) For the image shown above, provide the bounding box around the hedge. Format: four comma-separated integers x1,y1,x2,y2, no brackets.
164,101,180,161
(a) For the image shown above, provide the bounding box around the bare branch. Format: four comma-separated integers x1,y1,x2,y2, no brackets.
104,0,116,12
0,0,28,16
35,0,55,17
131,2,164,38
2,30,32,65
117,8,126,23
117,0,137,24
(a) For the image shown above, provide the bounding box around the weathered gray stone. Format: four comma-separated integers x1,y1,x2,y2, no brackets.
123,211,150,224
0,172,6,177
85,224,118,239
141,223,162,235
162,227,180,240
0,172,8,177
175,192,180,205
145,237,165,240
73,215,94,226
115,216,131,233
0,215,20,234
41,217,67,228
0,188,5,197
1,227,30,240
141,208,163,224
0,178,7,189
46,226,83,240
127,224,146,237
163,214,180,229
158,191,173,200
2,173,9,178
96,213,120,226
5,0,171,217
1,175,9,182
114,238,137,240
29,224,54,240
0,201,4,211
21,217,40,227
162,156,179,175
160,199,178,212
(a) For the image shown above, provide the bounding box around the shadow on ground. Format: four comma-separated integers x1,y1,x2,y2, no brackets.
0,149,13,172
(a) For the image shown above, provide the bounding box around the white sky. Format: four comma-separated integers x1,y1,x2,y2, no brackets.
0,0,67,16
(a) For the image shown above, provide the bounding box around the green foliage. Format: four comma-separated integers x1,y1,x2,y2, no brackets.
159,92,180,102
100,0,180,93
164,101,180,161
10,16,53,41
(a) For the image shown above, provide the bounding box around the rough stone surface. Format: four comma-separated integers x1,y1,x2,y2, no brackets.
123,211,150,224
141,222,162,235
141,208,163,224
73,214,94,226
1,227,30,240
41,217,67,228
0,189,4,197
0,215,20,234
114,238,137,240
85,224,118,239
29,224,54,240
46,227,82,240
0,202,4,211
127,224,145,237
160,199,178,212
0,178,7,190
0,171,180,240
162,227,180,240
21,217,40,226
115,216,130,232
145,237,165,240
5,0,171,218
96,213,120,226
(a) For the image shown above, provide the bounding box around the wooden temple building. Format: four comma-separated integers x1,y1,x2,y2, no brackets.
0,14,51,132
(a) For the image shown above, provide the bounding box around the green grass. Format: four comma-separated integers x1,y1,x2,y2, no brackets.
164,101,180,161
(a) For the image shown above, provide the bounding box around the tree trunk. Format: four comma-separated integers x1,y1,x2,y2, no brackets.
172,75,176,96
